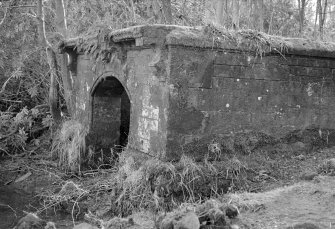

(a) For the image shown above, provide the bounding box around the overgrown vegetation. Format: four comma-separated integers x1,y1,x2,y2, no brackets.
1,0,335,158
51,120,88,172
1,0,335,228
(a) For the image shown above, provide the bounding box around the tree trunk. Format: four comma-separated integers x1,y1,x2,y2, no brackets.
232,0,240,29
319,0,328,36
204,0,217,24
258,0,264,31
47,47,62,124
268,0,274,34
147,0,172,24
298,0,307,35
314,0,319,37
252,0,263,31
247,0,252,29
37,0,62,125
55,0,74,116
216,0,224,25
161,0,172,24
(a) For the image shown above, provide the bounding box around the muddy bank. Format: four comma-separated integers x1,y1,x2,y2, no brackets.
0,186,35,228
227,176,335,228
0,185,75,229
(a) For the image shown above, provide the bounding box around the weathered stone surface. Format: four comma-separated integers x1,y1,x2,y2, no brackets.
196,200,229,228
173,212,200,229
317,158,335,174
72,223,99,229
285,222,320,229
225,205,239,219
300,171,318,181
14,213,46,229
159,211,200,229
61,24,335,163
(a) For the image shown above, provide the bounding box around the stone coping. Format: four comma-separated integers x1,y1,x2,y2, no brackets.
61,24,335,58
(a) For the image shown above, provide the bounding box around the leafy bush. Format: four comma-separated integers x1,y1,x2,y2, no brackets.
0,106,52,155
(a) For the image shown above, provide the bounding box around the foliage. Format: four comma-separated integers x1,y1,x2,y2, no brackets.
0,106,52,155
0,3,49,112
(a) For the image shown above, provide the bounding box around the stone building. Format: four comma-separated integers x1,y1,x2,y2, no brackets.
61,25,335,160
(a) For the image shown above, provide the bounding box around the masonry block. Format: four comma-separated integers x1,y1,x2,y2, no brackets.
61,25,335,162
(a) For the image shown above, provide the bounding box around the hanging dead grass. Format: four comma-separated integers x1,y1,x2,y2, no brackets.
52,120,88,172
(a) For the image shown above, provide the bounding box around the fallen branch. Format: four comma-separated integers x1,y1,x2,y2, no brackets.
1,5,36,8
0,3,8,26
1,99,22,103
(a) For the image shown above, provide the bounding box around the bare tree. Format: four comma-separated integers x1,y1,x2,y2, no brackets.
37,0,61,124
257,0,264,31
55,0,74,115
146,0,172,24
297,0,307,35
315,0,328,38
232,0,240,29
161,0,172,24
216,0,224,25
268,0,274,34
319,0,328,35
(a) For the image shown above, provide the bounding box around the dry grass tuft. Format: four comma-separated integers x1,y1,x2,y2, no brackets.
113,154,246,216
37,152,247,219
204,23,289,57
52,120,88,172
221,185,297,212
38,181,89,214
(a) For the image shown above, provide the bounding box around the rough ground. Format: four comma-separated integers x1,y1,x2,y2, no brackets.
0,144,335,229
228,176,335,228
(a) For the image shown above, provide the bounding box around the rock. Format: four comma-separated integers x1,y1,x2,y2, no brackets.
286,222,320,229
160,211,200,229
14,213,46,229
160,217,174,229
294,154,305,160
198,208,227,228
103,217,135,229
258,170,270,175
318,158,335,174
225,205,239,219
230,225,239,229
173,212,200,229
300,171,318,181
45,222,57,229
196,199,221,214
291,141,306,151
210,208,226,226
72,223,99,229
196,200,229,228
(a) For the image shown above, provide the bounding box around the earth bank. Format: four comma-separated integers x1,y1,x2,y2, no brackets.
1,130,335,229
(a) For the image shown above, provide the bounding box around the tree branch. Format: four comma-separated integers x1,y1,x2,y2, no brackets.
0,2,9,26
1,5,36,8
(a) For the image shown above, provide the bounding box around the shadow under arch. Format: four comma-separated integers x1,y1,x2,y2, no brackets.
88,76,131,154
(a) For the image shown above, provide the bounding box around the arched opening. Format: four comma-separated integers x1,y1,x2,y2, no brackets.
90,77,130,153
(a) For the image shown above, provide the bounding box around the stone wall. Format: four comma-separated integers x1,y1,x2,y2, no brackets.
62,25,335,161
167,46,335,158
73,47,170,156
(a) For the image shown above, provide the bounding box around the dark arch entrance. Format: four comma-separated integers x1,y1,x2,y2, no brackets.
90,77,130,152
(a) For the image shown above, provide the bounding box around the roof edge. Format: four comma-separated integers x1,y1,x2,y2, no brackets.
59,24,335,58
